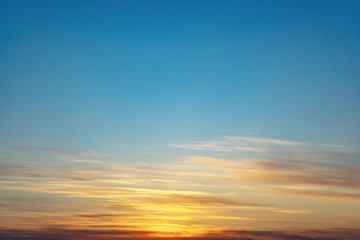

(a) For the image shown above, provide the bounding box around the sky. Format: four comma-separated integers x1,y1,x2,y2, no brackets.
1,0,360,239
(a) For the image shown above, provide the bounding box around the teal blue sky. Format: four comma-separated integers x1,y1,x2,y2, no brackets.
1,0,360,162
2,2,360,237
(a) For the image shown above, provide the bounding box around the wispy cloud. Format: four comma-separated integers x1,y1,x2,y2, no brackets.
170,136,303,153
2,137,360,237
169,141,233,151
224,136,303,146
0,227,359,240
271,188,360,200
8,146,101,158
248,159,360,190
189,156,360,190
0,162,104,181
72,159,102,163
170,136,360,163
148,194,259,206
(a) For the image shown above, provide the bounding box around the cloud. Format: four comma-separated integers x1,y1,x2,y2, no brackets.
76,213,128,219
8,146,101,158
170,136,303,153
0,162,104,181
272,188,360,200
187,156,360,190
222,229,360,240
184,156,360,203
224,136,303,146
70,159,102,164
169,142,232,152
149,194,259,206
0,159,267,235
0,228,359,240
2,137,360,236
170,136,360,163
0,228,152,240
249,159,360,189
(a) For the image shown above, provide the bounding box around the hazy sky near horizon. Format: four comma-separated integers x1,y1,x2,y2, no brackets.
1,0,360,239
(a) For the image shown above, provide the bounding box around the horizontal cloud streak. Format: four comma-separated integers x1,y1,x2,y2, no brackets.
149,194,259,206
0,228,359,240
8,146,101,158
225,136,303,146
170,136,360,163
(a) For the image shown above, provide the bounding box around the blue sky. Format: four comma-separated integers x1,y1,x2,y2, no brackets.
1,0,360,158
1,1,360,238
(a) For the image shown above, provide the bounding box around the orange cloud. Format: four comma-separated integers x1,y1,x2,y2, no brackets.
1,149,360,237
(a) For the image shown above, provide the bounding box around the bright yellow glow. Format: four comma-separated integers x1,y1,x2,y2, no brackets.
1,155,360,237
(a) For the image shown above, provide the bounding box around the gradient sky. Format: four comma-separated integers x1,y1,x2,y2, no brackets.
1,1,360,239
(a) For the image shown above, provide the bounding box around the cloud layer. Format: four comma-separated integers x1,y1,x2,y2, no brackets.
1,137,360,238
0,228,359,240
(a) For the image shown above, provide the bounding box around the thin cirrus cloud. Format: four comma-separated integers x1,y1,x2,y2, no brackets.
169,136,303,152
7,146,101,158
148,194,259,206
271,188,360,200
224,136,303,146
170,136,360,163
